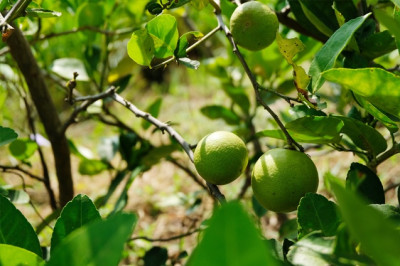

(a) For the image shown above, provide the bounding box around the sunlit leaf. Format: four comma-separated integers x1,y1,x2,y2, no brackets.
323,68,400,119
309,14,370,92
146,14,179,58
9,138,38,161
127,29,155,66
276,33,305,64
0,244,45,266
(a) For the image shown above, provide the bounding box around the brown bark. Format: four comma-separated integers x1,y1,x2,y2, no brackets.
6,25,74,207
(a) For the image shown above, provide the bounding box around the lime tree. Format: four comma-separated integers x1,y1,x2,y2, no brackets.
230,1,279,51
251,148,319,212
194,131,248,185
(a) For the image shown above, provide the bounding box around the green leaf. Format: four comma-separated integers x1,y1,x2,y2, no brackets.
191,0,208,10
187,201,279,266
359,30,396,59
0,244,45,266
146,14,179,58
285,116,344,144
51,194,101,254
331,181,400,265
0,126,17,146
309,13,370,92
222,85,251,115
354,94,398,132
370,204,400,226
78,159,109,176
374,7,400,46
77,2,104,27
336,116,387,156
0,195,42,257
392,0,400,8
175,31,203,58
0,188,30,204
200,105,241,125
299,2,334,37
25,8,62,18
51,58,89,81
220,0,236,19
47,213,137,266
287,232,336,265
9,138,38,161
297,193,341,239
143,246,168,266
324,67,400,119
142,98,162,130
177,57,200,69
127,29,155,66
346,163,385,204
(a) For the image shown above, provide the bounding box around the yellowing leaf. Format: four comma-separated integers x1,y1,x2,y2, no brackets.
293,64,310,93
276,33,305,64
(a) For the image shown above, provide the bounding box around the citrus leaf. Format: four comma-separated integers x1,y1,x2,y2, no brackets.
353,94,398,132
287,232,336,265
77,2,104,27
299,2,334,37
26,8,61,18
146,14,179,58
336,116,387,156
297,193,341,239
346,163,385,204
47,213,137,266
51,194,101,254
127,28,155,66
0,244,45,266
324,68,400,119
276,33,305,64
9,138,38,161
187,201,279,266
309,13,370,92
51,58,89,81
0,195,42,257
0,126,17,147
200,105,241,125
177,57,200,70
175,31,203,58
78,159,109,176
222,85,250,115
143,247,168,266
0,188,29,204
284,116,344,144
331,182,400,265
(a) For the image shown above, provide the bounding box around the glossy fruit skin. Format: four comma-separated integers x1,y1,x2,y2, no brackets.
194,131,248,185
251,149,319,212
230,1,279,51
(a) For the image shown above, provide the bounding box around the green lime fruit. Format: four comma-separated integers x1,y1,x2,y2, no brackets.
194,131,248,185
230,1,279,51
252,148,319,212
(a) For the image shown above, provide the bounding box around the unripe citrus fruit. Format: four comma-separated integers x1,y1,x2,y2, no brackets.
251,148,319,212
194,131,248,185
230,1,279,51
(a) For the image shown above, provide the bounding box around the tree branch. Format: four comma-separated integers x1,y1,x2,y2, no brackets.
215,13,304,152
0,165,44,182
110,92,226,203
6,25,74,207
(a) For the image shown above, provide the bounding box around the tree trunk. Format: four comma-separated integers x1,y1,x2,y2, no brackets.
7,25,74,207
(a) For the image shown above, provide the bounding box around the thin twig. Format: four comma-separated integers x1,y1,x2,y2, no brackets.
368,142,400,169
130,228,200,242
60,87,117,134
0,165,44,182
110,92,226,203
167,158,208,191
152,25,221,69
215,13,304,152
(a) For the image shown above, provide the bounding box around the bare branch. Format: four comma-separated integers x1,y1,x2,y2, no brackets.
60,87,117,134
0,165,44,182
110,92,226,203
